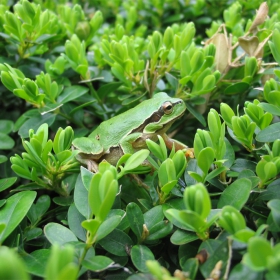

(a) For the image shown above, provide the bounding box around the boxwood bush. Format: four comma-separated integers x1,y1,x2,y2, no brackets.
1,0,280,279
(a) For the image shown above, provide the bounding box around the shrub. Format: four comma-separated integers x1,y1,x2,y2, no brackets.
1,1,280,279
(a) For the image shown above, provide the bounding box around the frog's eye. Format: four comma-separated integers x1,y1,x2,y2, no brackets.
162,101,173,115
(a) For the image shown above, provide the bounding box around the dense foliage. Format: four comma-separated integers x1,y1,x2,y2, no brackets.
1,0,280,279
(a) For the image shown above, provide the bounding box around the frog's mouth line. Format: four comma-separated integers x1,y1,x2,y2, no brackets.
130,100,185,134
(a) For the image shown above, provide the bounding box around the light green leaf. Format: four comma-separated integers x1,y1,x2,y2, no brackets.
0,191,36,244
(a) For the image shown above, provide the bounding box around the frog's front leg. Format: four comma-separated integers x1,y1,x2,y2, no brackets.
119,132,144,154
161,133,194,158
72,136,104,172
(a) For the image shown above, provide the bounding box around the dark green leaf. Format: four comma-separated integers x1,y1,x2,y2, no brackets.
199,240,228,278
185,102,206,126
181,258,199,280
68,204,86,241
25,228,42,241
0,120,13,134
97,82,122,99
267,199,280,228
98,229,133,256
259,103,280,117
57,85,89,104
126,202,144,241
0,133,15,150
27,195,51,225
80,167,94,191
228,263,263,280
146,220,173,240
130,245,155,273
74,174,90,218
18,113,56,138
224,82,250,95
217,178,251,210
143,205,164,229
53,196,73,206
82,256,114,272
23,249,51,277
256,122,280,142
258,179,280,201
0,155,7,164
231,159,257,173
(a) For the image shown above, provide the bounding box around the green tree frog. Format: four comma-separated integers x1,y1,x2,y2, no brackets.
72,92,192,170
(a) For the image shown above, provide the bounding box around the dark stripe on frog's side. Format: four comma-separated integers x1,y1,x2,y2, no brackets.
131,100,183,133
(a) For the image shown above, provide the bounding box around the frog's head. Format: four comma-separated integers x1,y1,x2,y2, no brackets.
143,92,186,133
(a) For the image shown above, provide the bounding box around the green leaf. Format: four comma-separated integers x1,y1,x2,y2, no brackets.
80,166,94,191
233,228,255,243
164,208,194,231
18,113,56,138
0,155,7,164
0,133,15,150
68,204,86,241
247,237,272,269
170,229,199,245
81,219,100,234
57,85,89,104
184,183,211,219
197,147,215,176
98,229,133,256
0,177,17,192
0,246,30,280
256,123,280,142
199,239,228,278
0,120,13,134
126,202,144,241
224,82,250,95
205,166,228,182
185,102,206,126
0,191,36,244
218,205,246,234
146,220,173,240
143,205,164,229
267,199,280,228
27,195,50,225
74,174,90,218
97,82,122,99
45,244,78,280
130,245,155,273
259,102,280,117
123,149,150,171
82,256,114,272
228,263,263,280
44,222,78,245
217,178,251,210
23,249,51,278
95,215,122,242
182,258,199,279
146,138,166,162
179,210,207,232
25,227,42,241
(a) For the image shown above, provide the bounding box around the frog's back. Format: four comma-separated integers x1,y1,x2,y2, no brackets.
89,101,155,150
